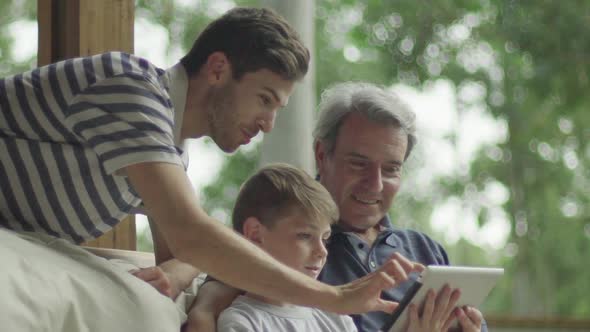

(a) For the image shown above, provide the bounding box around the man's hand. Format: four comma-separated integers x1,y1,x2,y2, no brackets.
332,252,424,314
449,306,483,332
131,266,174,298
406,285,461,332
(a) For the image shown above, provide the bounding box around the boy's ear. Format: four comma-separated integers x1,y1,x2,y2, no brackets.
242,217,265,245
205,51,232,85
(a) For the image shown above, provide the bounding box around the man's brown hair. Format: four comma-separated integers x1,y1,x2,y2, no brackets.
232,163,339,233
181,7,310,81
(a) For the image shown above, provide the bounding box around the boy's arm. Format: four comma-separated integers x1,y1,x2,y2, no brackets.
185,280,241,332
125,162,416,313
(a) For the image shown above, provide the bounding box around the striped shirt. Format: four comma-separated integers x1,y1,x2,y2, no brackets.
0,52,187,243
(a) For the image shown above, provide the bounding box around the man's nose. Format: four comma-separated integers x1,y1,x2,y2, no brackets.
363,166,383,192
257,111,276,133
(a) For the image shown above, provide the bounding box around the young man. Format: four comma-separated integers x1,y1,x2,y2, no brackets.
214,163,360,331
189,82,485,332
0,8,405,330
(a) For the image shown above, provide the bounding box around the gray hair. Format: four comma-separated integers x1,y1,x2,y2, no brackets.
313,82,417,160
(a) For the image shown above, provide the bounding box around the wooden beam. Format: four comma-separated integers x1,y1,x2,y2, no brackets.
486,315,590,329
37,0,136,250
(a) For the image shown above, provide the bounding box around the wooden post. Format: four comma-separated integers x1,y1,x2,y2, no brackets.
37,0,136,250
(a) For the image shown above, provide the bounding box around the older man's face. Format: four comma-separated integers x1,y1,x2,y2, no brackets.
315,112,408,231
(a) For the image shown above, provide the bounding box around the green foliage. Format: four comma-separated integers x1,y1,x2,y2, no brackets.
200,147,260,227
313,0,590,317
0,0,36,76
4,0,589,319
132,0,590,317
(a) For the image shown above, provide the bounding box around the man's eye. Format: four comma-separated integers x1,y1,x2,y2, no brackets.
349,160,366,169
260,95,272,106
383,166,401,176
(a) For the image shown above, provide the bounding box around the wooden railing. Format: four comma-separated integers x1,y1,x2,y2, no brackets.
487,315,590,330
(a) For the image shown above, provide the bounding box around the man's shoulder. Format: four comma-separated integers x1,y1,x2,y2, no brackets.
388,226,441,245
384,225,449,264
86,52,165,79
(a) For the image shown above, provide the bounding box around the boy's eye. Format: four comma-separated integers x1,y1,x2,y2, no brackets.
296,233,312,240
322,237,331,245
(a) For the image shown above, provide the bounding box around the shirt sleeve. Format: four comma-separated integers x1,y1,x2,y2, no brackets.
342,314,359,332
63,73,182,175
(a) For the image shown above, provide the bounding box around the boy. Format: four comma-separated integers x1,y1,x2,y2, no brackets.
213,163,358,331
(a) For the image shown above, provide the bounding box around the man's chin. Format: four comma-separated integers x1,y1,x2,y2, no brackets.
222,146,239,153
213,140,240,153
340,215,383,231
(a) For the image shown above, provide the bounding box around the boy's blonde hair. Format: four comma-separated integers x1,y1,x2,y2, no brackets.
233,163,339,233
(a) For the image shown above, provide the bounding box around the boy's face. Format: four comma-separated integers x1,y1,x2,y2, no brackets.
258,212,331,279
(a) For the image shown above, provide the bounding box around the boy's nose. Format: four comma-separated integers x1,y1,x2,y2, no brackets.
315,241,328,259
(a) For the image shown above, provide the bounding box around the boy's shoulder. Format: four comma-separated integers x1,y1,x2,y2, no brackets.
310,308,358,332
217,296,274,331
217,296,357,332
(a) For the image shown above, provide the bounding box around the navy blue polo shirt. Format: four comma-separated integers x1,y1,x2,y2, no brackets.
319,216,452,332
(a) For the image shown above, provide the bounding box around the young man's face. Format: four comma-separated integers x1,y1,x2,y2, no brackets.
316,112,408,232
259,212,332,279
207,69,295,152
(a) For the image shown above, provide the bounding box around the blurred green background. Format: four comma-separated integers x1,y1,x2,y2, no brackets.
3,0,589,323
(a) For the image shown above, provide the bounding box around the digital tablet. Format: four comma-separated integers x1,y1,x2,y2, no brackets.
386,265,504,332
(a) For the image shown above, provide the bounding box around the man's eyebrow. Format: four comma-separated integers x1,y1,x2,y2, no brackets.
263,86,286,107
346,152,370,160
346,152,403,166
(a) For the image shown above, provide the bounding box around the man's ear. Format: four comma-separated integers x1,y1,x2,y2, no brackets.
242,217,265,245
205,51,232,85
314,140,326,172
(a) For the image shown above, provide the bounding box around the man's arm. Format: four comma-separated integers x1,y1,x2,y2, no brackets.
185,280,241,332
148,216,202,298
126,162,418,314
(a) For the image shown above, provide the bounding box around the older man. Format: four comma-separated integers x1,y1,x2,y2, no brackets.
189,82,486,332
314,82,485,332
